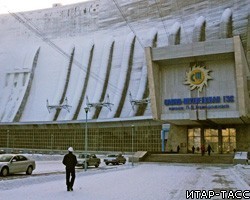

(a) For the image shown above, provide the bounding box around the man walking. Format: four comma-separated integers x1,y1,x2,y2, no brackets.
62,147,77,191
207,144,213,156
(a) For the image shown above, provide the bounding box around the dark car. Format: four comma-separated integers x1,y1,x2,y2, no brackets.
0,154,36,177
104,153,126,165
76,153,101,168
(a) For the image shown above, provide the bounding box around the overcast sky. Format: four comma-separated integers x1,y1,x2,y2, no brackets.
0,0,89,14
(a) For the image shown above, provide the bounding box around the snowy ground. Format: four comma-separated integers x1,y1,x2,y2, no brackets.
0,154,249,200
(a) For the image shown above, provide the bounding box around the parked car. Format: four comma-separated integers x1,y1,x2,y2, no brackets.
76,153,101,168
104,153,126,165
0,149,5,154
0,154,36,177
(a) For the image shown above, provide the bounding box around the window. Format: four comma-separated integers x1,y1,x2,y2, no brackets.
222,128,236,153
188,128,201,153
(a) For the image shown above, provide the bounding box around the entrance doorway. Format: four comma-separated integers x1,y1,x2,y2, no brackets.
188,128,236,154
204,129,218,153
188,128,201,153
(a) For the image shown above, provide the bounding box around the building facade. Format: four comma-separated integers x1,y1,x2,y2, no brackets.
146,35,250,153
0,0,249,153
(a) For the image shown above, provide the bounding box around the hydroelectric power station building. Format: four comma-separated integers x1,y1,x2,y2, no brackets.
0,0,249,154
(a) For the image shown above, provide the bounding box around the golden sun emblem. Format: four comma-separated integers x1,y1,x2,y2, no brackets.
184,65,212,92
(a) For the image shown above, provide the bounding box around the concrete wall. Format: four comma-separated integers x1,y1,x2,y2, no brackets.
237,125,250,151
166,125,187,153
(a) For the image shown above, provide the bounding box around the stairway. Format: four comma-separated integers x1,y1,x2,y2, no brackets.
142,153,234,164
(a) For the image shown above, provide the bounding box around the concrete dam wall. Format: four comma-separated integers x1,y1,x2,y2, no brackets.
0,0,249,123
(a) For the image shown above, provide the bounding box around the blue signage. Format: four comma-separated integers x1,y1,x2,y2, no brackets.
164,95,234,111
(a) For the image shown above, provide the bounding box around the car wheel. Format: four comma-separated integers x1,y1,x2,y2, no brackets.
94,164,99,168
1,167,9,177
26,166,33,175
105,162,109,165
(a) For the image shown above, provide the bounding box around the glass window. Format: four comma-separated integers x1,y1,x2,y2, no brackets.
188,128,201,153
222,128,236,153
205,129,218,137
188,129,194,137
222,129,228,136
194,128,200,137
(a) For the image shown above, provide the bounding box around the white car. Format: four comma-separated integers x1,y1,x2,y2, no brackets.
104,154,126,165
0,154,36,177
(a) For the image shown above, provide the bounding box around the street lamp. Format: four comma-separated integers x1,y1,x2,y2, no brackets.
131,125,134,166
7,130,9,150
84,107,89,172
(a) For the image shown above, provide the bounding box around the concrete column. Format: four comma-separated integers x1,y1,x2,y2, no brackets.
218,128,223,154
145,47,161,120
201,128,204,146
247,15,250,67
233,36,250,117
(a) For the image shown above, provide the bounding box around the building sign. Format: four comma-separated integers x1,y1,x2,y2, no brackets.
164,96,234,111
184,65,212,92
164,65,234,111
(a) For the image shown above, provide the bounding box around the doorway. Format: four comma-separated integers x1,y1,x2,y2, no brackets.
188,128,236,154
204,128,219,153
188,128,201,153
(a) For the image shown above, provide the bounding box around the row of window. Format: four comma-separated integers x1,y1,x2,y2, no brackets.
0,126,162,152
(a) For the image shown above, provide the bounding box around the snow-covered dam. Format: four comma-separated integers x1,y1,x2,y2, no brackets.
0,0,158,123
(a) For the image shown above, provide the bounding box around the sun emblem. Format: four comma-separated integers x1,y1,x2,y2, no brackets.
184,65,212,92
